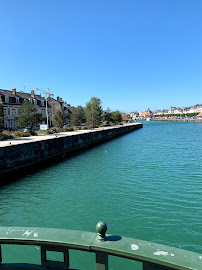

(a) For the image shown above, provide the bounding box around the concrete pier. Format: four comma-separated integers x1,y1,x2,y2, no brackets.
0,123,142,175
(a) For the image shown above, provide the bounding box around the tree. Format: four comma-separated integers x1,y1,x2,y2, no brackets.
16,100,42,133
71,106,86,126
53,111,66,128
111,110,122,124
85,97,103,125
103,107,113,124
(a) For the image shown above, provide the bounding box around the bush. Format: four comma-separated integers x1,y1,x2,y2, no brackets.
56,128,63,133
37,130,52,135
30,131,37,136
63,127,74,131
81,125,90,130
0,131,14,140
37,130,48,135
13,131,30,138
47,129,54,134
100,124,111,127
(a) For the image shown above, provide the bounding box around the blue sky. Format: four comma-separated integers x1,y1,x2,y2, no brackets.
0,0,201,112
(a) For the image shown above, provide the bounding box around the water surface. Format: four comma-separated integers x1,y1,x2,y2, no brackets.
0,121,202,268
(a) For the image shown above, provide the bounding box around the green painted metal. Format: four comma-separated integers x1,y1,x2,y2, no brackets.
41,246,69,269
96,221,107,242
96,252,108,270
0,225,201,270
0,227,95,251
91,236,202,270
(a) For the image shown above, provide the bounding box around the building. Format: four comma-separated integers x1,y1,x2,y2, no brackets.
188,104,202,114
197,113,202,119
168,105,202,115
0,88,73,129
122,114,129,122
48,96,72,126
139,108,153,118
0,88,52,129
128,112,139,120
153,110,164,115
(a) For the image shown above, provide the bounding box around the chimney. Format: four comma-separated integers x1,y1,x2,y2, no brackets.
12,88,16,95
31,90,35,98
57,96,60,101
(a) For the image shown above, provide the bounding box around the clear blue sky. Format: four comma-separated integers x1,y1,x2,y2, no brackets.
0,0,201,112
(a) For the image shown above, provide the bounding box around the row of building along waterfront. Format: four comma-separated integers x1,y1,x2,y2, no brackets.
0,88,73,129
128,105,202,120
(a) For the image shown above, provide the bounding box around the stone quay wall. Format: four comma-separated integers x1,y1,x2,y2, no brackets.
0,123,142,175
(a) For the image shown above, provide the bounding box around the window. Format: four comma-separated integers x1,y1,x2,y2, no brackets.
9,97,16,103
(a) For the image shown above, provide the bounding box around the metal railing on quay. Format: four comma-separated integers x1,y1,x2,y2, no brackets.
0,222,201,270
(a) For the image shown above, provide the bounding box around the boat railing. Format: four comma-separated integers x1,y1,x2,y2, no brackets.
0,222,201,270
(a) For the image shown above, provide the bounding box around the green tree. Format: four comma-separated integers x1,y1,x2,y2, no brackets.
53,111,66,127
111,110,122,124
85,97,103,125
16,100,42,133
71,106,86,126
103,107,113,124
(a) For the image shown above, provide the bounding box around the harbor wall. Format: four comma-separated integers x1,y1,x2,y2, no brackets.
0,123,142,175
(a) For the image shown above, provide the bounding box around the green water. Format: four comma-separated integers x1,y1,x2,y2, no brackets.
0,121,202,268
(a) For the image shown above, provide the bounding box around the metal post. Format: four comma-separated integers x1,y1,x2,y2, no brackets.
96,252,108,270
36,88,54,129
0,245,2,264
46,96,48,129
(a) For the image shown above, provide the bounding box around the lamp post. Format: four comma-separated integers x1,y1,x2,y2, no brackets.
36,88,54,130
45,95,48,129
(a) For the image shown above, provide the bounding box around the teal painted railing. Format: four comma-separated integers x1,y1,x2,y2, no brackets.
0,222,201,270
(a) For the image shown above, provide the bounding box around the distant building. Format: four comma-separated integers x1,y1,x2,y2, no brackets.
168,105,202,115
153,110,163,115
139,108,153,118
122,114,129,122
197,112,202,119
152,104,202,117
188,104,202,114
128,112,139,120
162,109,168,114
